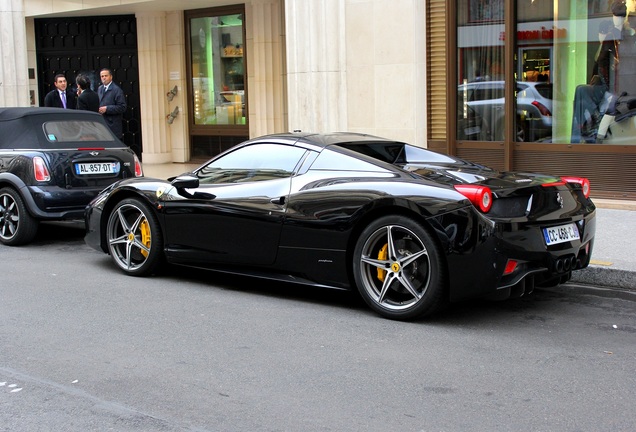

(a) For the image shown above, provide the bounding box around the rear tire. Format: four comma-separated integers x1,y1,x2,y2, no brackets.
353,215,447,320
0,187,39,246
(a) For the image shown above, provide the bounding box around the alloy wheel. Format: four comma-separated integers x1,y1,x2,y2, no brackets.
358,224,432,312
0,193,19,241
106,200,158,274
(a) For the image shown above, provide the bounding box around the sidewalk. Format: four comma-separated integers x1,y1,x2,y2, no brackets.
570,201,636,292
141,163,636,294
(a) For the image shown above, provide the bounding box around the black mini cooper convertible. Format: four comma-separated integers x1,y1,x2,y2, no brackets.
0,107,142,245
85,132,595,320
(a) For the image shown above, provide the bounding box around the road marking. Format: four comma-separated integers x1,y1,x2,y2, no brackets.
590,260,613,266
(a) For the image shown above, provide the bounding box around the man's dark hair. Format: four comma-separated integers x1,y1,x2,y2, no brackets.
100,67,113,75
612,0,627,17
54,73,66,83
76,74,91,90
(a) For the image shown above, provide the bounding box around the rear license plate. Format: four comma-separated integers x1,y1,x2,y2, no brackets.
543,223,580,246
75,162,120,175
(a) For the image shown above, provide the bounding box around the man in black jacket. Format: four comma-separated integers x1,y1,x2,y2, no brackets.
75,74,100,112
98,68,127,139
43,74,77,109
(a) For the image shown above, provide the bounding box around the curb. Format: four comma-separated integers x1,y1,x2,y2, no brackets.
552,283,636,302
571,265,636,292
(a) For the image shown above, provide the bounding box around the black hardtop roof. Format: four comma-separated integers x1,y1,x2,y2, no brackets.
0,107,117,150
0,107,102,122
251,131,397,149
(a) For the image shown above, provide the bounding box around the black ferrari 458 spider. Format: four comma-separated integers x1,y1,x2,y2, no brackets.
85,132,595,320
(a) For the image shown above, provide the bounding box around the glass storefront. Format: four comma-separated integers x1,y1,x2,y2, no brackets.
456,0,636,145
190,13,245,126
186,6,248,159
457,1,506,141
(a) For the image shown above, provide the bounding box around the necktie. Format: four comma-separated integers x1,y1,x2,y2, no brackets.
61,92,67,109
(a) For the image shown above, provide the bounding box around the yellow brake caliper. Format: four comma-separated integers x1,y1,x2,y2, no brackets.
377,244,388,282
139,219,151,257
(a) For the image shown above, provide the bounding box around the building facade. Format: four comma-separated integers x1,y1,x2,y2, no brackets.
0,0,634,199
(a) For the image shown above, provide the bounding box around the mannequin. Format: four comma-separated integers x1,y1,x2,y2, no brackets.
572,0,636,143
596,0,636,141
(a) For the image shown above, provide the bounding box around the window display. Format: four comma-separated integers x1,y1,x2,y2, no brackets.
457,0,636,145
457,1,505,142
566,0,636,144
190,14,245,126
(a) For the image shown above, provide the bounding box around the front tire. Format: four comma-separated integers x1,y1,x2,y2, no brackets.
353,216,447,320
0,187,39,246
106,198,163,276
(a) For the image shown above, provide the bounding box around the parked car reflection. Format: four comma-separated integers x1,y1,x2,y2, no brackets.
458,81,553,142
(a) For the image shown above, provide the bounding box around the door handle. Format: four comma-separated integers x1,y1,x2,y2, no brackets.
270,196,285,205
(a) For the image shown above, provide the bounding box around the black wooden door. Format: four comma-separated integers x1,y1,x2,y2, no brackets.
34,16,142,158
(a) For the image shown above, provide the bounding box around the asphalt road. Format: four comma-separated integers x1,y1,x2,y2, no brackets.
1,222,636,432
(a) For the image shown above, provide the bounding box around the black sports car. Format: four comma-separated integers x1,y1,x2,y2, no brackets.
0,107,142,245
85,132,595,320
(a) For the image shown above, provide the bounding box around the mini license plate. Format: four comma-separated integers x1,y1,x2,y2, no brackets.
75,162,120,175
543,223,580,246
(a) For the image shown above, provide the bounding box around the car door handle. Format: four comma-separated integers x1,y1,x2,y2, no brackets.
270,196,285,205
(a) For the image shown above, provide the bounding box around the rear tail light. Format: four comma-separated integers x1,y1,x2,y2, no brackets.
561,176,590,198
33,157,51,182
503,259,518,275
531,100,552,117
454,184,492,212
134,154,143,177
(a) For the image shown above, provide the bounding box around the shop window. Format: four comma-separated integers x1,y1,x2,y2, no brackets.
188,11,246,127
519,0,636,145
458,0,636,145
456,1,505,142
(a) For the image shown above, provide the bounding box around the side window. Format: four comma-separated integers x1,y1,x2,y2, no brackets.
484,84,504,100
516,83,529,98
310,147,391,172
473,88,486,101
197,143,307,184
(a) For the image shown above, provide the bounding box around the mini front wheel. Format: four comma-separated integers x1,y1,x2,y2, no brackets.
353,216,447,320
106,198,163,276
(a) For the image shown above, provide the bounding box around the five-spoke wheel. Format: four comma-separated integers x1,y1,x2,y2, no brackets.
0,187,39,246
353,216,446,320
106,198,163,276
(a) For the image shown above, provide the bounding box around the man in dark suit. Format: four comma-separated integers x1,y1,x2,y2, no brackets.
75,74,100,112
43,74,77,109
98,68,127,138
